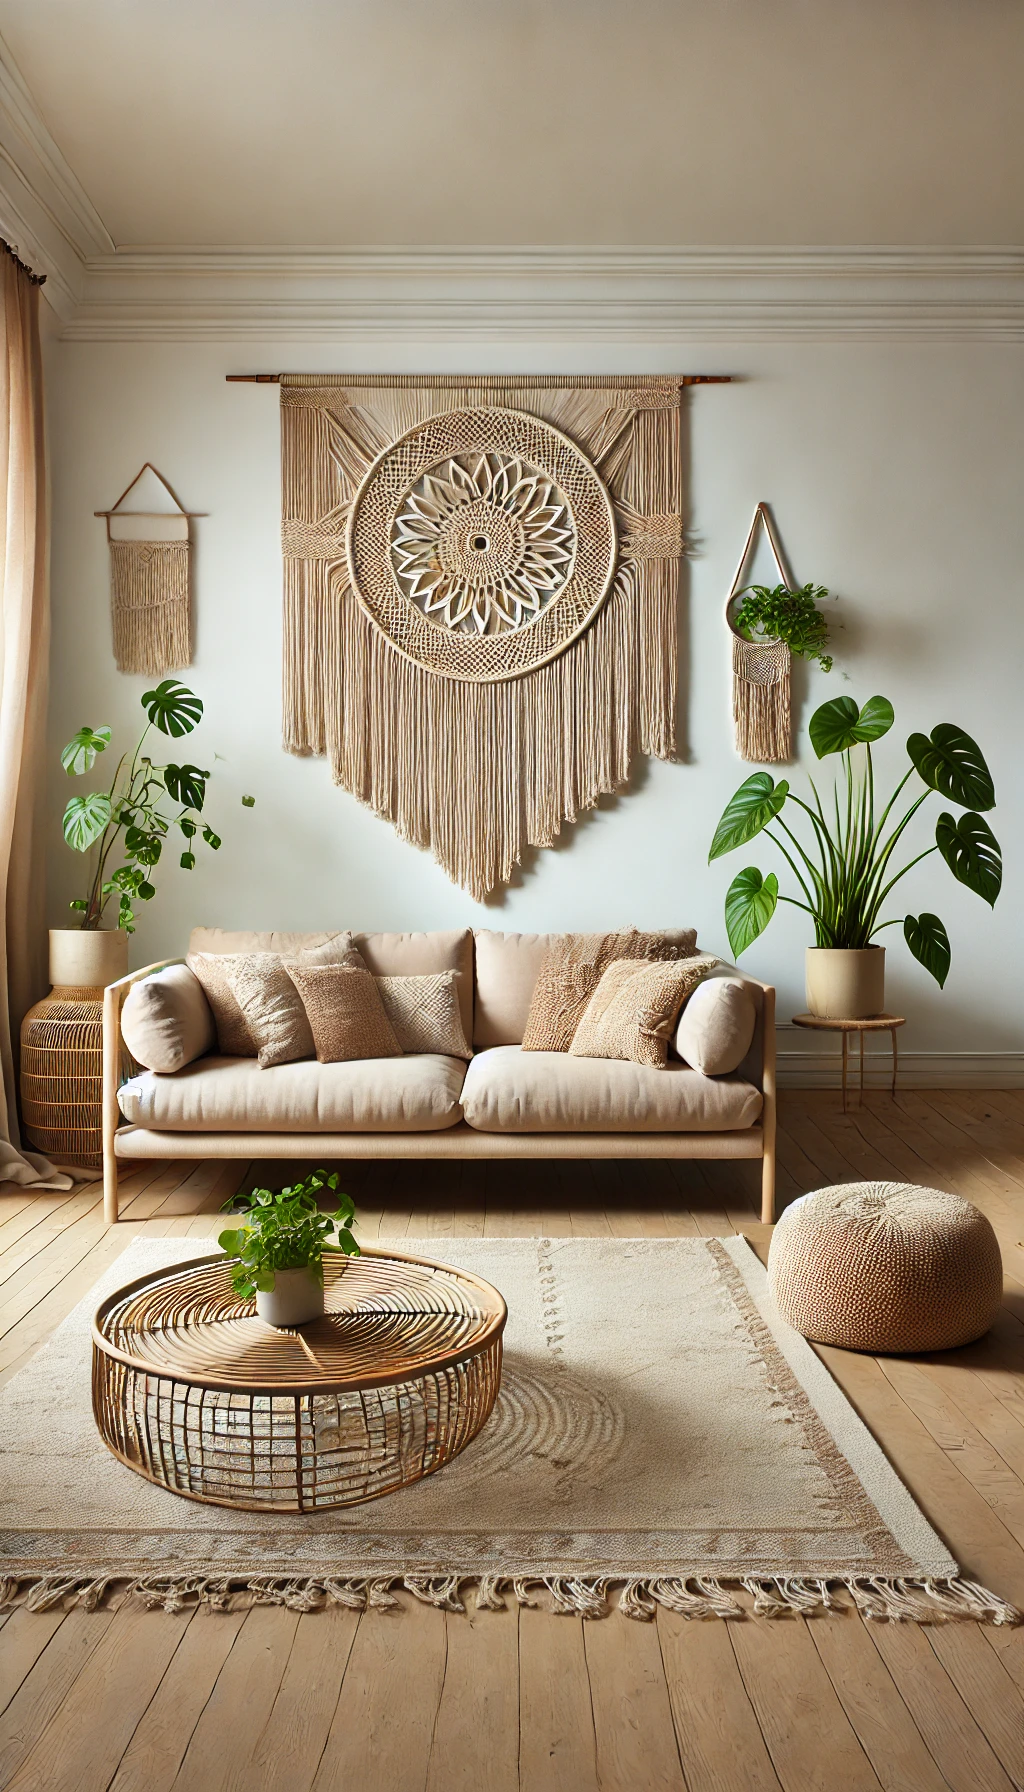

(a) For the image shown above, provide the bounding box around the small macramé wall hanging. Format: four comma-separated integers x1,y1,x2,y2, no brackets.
95,464,203,674
725,500,797,764
271,373,725,899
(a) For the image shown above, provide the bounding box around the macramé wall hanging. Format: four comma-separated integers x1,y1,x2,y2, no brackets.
95,464,202,674
725,500,797,764
270,372,724,899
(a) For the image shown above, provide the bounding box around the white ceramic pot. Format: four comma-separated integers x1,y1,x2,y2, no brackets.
805,946,885,1020
255,1267,325,1327
48,928,129,990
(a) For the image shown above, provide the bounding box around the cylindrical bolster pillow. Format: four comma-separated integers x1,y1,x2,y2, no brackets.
674,977,756,1076
120,963,216,1073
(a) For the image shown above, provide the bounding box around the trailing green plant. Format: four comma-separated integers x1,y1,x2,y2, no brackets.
709,694,1000,987
61,679,255,933
218,1170,360,1299
732,582,835,671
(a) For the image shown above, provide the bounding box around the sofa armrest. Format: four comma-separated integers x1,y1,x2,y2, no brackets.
102,959,184,1222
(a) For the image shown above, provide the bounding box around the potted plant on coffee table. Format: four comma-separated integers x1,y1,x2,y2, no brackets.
709,694,1000,1016
219,1170,360,1327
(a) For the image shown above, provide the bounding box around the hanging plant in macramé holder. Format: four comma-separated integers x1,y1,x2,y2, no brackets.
95,465,204,674
725,501,796,763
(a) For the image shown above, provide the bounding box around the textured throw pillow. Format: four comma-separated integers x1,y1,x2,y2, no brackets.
375,972,471,1059
285,962,402,1063
569,954,719,1069
521,927,699,1054
224,953,316,1069
188,932,363,1058
120,963,216,1073
675,977,757,1077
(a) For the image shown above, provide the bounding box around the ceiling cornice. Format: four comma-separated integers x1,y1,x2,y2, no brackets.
0,32,112,318
0,36,1020,342
62,247,1024,342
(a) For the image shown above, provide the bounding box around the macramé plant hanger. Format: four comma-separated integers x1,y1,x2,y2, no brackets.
95,465,204,674
725,500,797,763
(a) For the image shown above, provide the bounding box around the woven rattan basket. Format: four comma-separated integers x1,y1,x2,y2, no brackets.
20,985,106,1168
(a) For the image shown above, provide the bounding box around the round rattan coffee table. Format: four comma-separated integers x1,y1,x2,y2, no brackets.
92,1247,507,1513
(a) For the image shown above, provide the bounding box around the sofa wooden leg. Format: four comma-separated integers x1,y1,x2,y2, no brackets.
103,1150,119,1224
760,1149,775,1225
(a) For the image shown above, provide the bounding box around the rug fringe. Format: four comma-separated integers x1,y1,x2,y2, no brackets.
1,1571,1019,1624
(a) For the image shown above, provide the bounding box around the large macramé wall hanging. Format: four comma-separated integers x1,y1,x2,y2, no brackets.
278,374,698,899
725,500,797,764
95,464,201,674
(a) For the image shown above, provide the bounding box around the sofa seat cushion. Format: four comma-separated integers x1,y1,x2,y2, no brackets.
460,1046,762,1134
117,1054,466,1133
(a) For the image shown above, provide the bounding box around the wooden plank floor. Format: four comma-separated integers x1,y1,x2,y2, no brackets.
2,1089,1024,1792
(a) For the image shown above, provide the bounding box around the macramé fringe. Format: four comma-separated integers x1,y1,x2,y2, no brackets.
1,1571,1018,1624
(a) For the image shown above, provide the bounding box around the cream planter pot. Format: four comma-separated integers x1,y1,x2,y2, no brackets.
255,1268,325,1328
48,928,129,990
805,947,885,1021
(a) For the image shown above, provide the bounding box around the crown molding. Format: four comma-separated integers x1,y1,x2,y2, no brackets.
58,244,1024,342
0,32,1020,341
0,32,112,318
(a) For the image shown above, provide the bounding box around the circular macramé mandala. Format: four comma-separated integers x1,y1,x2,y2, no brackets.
345,406,617,682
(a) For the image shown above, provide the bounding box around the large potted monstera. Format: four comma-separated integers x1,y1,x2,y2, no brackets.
709,695,1000,1017
55,679,253,987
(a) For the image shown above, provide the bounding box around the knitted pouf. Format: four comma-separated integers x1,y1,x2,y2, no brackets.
767,1181,1003,1354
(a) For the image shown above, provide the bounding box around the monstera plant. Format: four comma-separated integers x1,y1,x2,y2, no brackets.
61,679,254,933
709,695,999,995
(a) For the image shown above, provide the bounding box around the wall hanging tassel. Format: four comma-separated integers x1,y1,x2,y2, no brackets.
95,464,204,674
725,501,796,763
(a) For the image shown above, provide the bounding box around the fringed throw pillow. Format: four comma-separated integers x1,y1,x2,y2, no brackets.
286,963,402,1063
375,972,471,1059
521,928,699,1054
569,955,719,1069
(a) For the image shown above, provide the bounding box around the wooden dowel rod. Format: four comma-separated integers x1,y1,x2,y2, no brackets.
224,373,734,385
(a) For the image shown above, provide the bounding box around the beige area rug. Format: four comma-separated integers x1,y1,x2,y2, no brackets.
0,1236,1017,1623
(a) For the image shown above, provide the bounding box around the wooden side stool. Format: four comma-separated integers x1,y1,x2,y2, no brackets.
791,1013,906,1112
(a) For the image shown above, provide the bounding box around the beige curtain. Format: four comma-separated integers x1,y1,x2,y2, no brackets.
0,250,74,1189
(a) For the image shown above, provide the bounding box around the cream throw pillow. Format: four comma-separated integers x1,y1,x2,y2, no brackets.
286,962,402,1064
521,928,699,1054
375,972,471,1059
188,933,363,1058
675,977,757,1076
120,963,216,1073
569,954,718,1069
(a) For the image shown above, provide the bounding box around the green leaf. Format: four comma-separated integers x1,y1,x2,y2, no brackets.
218,1229,241,1254
809,694,894,758
68,898,87,913
162,763,208,810
724,867,779,958
904,913,951,987
709,774,789,862
62,791,112,852
935,811,1002,907
907,724,995,811
61,725,111,776
202,825,222,850
241,794,255,808
180,851,196,870
178,817,197,839
138,881,156,900
141,679,203,738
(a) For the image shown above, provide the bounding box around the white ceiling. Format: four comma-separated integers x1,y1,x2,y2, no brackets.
1,0,1021,249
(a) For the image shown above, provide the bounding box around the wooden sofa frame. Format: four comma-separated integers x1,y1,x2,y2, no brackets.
102,961,777,1227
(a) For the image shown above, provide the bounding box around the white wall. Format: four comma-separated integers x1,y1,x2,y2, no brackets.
44,336,1024,1082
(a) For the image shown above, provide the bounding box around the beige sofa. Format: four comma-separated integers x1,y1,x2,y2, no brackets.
102,928,776,1224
